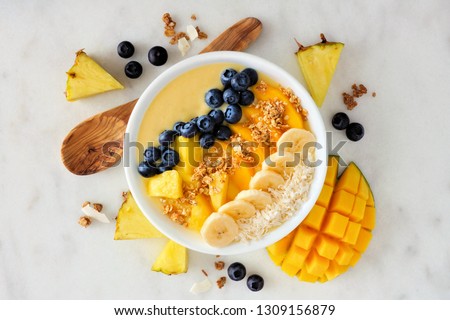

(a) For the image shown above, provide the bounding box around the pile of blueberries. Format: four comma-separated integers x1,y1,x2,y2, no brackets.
138,67,259,178
117,41,168,79
228,262,264,292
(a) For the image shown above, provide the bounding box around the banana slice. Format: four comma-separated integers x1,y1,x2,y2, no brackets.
218,199,256,219
235,190,273,210
262,152,299,175
200,212,239,247
276,128,316,154
249,170,285,190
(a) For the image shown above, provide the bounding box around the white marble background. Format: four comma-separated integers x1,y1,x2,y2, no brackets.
0,0,449,299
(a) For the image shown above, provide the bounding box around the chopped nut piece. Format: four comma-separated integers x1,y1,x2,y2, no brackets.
93,203,103,212
191,14,197,21
195,26,208,39
216,276,226,289
352,84,367,98
82,201,90,208
215,261,225,270
171,32,190,45
343,83,369,110
202,269,208,277
78,216,92,228
372,92,376,97
343,92,357,110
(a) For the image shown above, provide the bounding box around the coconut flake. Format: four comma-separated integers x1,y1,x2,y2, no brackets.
190,277,212,294
186,25,198,41
81,204,110,223
178,37,190,56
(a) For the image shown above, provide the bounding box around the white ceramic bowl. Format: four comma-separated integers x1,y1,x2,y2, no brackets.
124,51,327,255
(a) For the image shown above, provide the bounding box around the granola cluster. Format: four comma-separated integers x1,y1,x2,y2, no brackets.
343,83,369,110
162,13,207,45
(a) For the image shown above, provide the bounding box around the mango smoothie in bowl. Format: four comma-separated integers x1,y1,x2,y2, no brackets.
124,51,327,255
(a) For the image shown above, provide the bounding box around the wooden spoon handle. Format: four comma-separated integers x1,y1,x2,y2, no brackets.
61,17,262,175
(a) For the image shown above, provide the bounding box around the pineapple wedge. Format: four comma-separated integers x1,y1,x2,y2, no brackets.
114,192,163,240
151,240,188,275
65,49,123,101
295,34,344,107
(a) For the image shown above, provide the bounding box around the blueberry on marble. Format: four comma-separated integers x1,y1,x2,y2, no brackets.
346,123,365,141
124,61,142,79
148,46,168,66
117,41,135,58
227,262,246,281
247,274,264,292
332,112,350,130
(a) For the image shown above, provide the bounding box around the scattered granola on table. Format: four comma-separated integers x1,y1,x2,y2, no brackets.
343,83,369,110
78,216,92,228
215,261,225,270
216,276,226,289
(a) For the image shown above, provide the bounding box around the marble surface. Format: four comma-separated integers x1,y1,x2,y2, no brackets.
0,0,449,299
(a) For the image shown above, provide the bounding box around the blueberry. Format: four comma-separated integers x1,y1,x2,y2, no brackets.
332,112,350,130
241,68,258,86
148,46,168,66
215,125,232,141
161,148,180,167
158,130,178,146
247,274,264,292
124,61,143,79
223,88,240,105
196,115,215,133
138,161,158,178
143,147,161,163
239,90,255,106
205,89,224,108
117,41,135,58
346,123,365,141
221,68,238,87
180,121,198,138
208,109,224,125
173,121,185,135
224,105,242,124
159,144,170,154
199,133,215,149
231,72,250,91
227,262,246,281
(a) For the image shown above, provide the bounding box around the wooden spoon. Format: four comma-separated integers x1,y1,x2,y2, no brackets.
61,17,262,175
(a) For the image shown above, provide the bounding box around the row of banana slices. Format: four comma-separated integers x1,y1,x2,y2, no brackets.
200,128,316,247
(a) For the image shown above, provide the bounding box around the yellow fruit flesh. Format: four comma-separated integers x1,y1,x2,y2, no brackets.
266,156,376,282
151,240,188,275
65,50,123,101
147,170,183,199
114,192,163,240
209,172,229,211
296,41,344,107
188,194,213,232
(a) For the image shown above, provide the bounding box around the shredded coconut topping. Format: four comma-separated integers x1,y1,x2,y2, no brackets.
236,149,316,241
